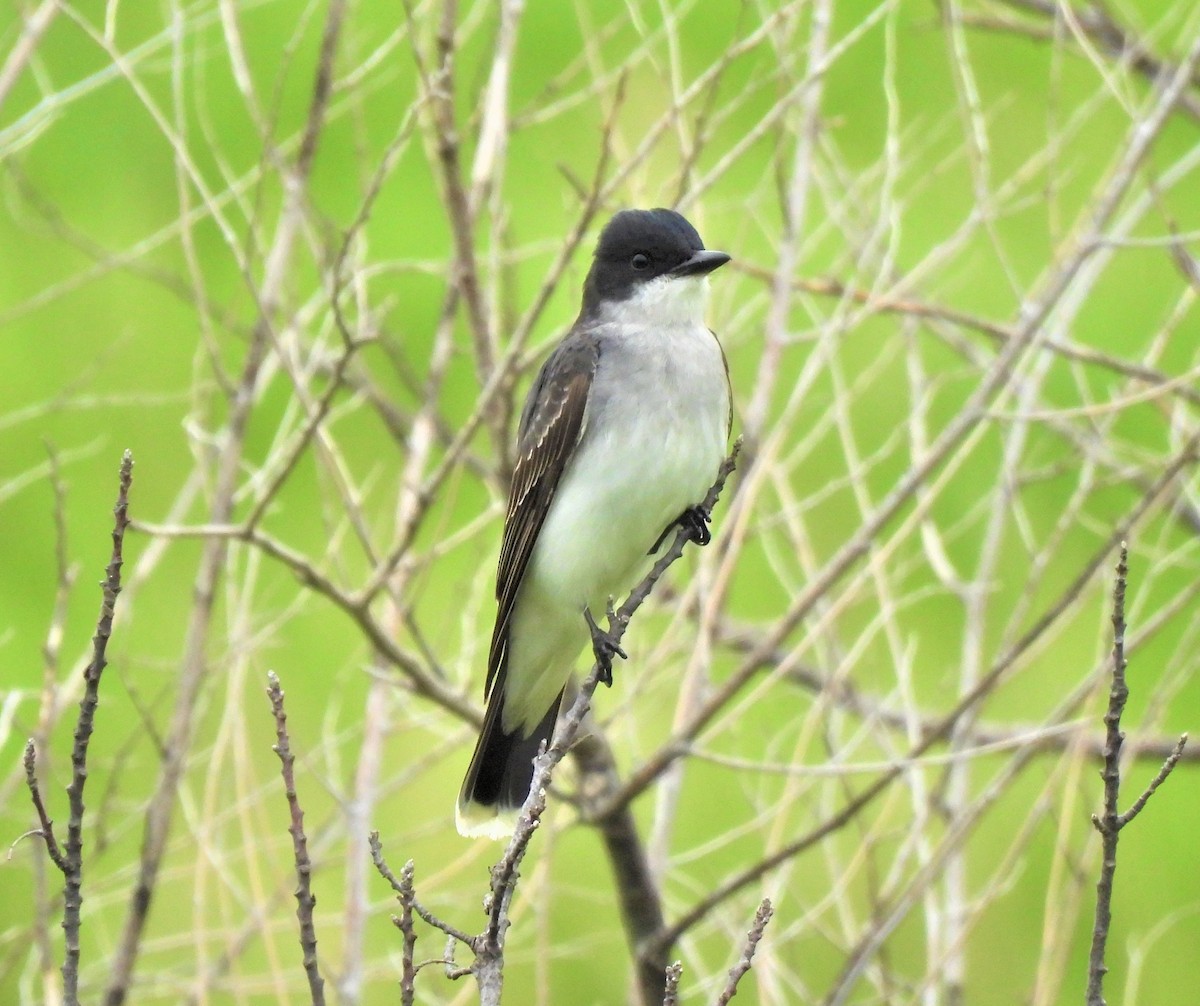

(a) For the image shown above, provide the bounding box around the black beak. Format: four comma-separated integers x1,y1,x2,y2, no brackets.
670,249,731,278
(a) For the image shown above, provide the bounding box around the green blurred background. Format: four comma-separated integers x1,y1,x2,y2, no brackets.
2,1,1199,1003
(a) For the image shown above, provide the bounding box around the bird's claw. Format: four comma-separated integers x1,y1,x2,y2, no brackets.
648,504,713,554
679,504,712,546
584,605,626,687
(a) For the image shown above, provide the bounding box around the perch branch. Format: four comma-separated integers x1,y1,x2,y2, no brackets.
472,443,741,1005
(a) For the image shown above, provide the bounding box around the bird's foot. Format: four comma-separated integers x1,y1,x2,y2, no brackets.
584,604,626,687
679,504,713,546
649,504,712,554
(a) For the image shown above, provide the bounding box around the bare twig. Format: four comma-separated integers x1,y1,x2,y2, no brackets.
102,5,349,995
595,28,1200,824
369,832,475,1001
714,899,774,1006
1085,546,1188,1006
662,961,684,1006
60,449,133,1003
1116,735,1188,828
20,451,133,1005
971,0,1200,122
21,741,66,872
649,423,1200,956
1086,545,1130,1006
394,860,419,1006
266,672,325,1006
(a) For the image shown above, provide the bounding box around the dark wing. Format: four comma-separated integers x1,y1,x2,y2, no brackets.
485,332,599,697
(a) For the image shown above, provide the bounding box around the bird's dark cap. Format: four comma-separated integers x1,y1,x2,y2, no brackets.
595,208,705,261
582,208,727,313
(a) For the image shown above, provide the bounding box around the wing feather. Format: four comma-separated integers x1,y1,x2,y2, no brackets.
485,334,599,697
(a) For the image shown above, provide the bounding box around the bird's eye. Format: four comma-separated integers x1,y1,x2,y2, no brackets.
631,253,650,270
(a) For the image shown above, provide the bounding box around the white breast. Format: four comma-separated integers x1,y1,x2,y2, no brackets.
528,278,730,611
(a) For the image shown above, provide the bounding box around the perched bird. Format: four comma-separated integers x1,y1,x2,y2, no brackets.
456,208,732,839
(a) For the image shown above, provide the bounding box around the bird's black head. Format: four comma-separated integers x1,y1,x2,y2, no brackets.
581,208,730,315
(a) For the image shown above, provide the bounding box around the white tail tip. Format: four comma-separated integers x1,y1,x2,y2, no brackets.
455,799,519,840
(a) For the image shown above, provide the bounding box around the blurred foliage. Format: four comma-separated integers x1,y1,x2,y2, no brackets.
2,1,1199,1004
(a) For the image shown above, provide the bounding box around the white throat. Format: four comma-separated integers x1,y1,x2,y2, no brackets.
603,274,709,329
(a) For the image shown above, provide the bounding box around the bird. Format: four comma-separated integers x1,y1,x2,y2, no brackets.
456,207,732,839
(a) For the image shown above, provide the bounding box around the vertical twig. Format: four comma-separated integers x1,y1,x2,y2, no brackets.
662,962,684,1006
267,672,326,1006
370,833,474,999
31,445,78,995
395,859,419,1006
424,0,496,399
1086,545,1131,1006
1085,545,1188,1006
21,451,133,1006
63,449,133,1002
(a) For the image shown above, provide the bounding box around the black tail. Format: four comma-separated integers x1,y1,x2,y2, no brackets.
456,679,563,837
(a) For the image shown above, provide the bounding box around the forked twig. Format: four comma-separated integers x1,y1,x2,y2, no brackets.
21,450,132,1006
1085,545,1188,1006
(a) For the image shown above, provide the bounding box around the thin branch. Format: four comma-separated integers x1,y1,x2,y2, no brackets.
1085,544,1127,1006
662,962,684,1006
55,449,132,1005
370,832,475,947
1086,546,1188,1006
266,672,325,1006
1117,734,1188,829
0,0,58,113
972,0,1200,122
392,860,419,1006
649,424,1200,955
595,30,1200,824
22,741,67,872
369,831,475,1003
714,899,774,1006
